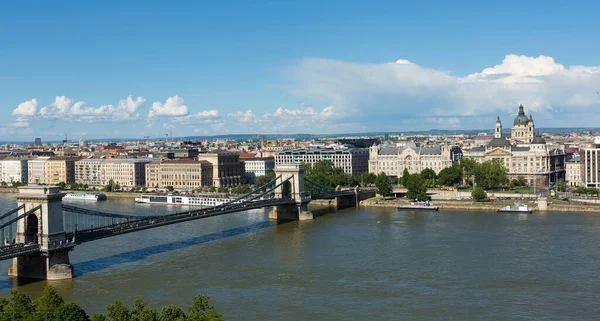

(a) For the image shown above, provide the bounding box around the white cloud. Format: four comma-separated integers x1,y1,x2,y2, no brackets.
148,96,188,117
172,110,219,125
228,110,258,123
39,95,146,122
12,99,38,116
290,54,600,129
8,117,29,128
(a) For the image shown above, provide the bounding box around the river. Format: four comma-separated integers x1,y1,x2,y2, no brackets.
0,193,599,320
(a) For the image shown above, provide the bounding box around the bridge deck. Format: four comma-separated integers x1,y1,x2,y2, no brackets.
0,243,41,261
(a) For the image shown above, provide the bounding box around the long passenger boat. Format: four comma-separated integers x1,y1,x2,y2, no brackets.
135,193,239,207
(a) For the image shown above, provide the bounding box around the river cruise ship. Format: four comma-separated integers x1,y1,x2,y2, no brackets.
135,193,239,207
63,193,107,201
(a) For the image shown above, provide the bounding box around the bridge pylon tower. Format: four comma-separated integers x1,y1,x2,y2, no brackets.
269,164,313,220
8,186,73,280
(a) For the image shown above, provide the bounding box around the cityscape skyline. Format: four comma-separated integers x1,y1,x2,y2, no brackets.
2,1,600,140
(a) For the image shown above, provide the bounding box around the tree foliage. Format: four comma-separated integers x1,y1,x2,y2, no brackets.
473,159,507,189
304,161,352,189
511,175,527,188
375,172,392,197
420,168,437,180
471,187,488,201
230,184,251,194
460,158,479,185
357,172,377,186
401,168,410,187
405,173,428,201
0,286,225,321
436,164,462,186
555,179,566,192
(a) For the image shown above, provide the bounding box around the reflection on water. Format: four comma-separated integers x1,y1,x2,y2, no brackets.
1,194,600,320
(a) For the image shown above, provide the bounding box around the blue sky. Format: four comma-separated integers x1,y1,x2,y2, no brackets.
1,0,600,140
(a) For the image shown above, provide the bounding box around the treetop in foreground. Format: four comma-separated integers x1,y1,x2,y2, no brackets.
0,285,225,321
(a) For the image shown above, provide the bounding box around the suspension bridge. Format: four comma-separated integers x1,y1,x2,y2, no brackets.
0,165,375,280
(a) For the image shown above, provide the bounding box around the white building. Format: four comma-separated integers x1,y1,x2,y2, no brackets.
101,159,151,188
566,155,582,187
241,157,275,184
368,143,454,177
583,147,600,188
0,158,28,184
275,147,369,176
28,157,50,184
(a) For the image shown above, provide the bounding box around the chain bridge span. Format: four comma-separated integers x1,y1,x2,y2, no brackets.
0,165,375,280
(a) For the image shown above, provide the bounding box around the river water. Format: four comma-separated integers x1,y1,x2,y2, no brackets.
0,193,599,320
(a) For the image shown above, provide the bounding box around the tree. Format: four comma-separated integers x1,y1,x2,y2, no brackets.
208,186,217,193
420,168,437,180
401,168,410,186
231,184,251,194
472,187,488,202
255,172,276,190
405,173,427,201
437,164,462,186
556,179,566,192
474,159,507,189
166,186,174,192
460,158,479,186
511,175,527,188
375,172,392,197
57,181,67,190
304,161,352,189
187,295,225,321
357,172,377,186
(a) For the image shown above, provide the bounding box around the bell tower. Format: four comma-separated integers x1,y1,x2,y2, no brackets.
495,116,502,138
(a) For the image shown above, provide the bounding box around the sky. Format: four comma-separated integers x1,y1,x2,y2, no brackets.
1,0,600,141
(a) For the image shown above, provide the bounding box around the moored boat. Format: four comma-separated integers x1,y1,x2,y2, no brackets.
397,201,439,211
63,193,107,201
497,204,533,213
135,193,239,207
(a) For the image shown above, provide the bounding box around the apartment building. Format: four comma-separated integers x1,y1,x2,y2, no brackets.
75,158,105,186
28,156,50,184
46,157,79,185
276,147,369,176
197,151,245,187
0,158,28,184
566,155,583,187
145,160,213,190
583,142,600,187
101,159,151,188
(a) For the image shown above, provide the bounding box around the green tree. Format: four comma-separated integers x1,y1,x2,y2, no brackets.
57,181,67,190
401,168,410,186
471,187,488,202
460,158,479,186
405,173,427,201
54,302,89,321
166,186,175,192
555,179,566,192
304,161,351,189
255,172,276,190
208,186,217,193
159,305,185,321
375,172,392,197
106,300,130,321
187,295,225,321
420,168,437,180
474,159,507,189
437,164,462,186
511,175,527,187
357,172,377,186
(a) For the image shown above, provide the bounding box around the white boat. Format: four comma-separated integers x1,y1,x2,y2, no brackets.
497,204,533,213
397,201,439,211
135,193,239,207
63,193,107,201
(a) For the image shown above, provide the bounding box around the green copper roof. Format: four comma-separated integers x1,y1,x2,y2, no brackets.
513,104,530,125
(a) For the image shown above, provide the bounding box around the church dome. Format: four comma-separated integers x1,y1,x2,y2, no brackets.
513,104,529,125
531,136,546,144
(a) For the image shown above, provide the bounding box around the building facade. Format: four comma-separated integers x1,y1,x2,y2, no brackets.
368,143,454,177
101,159,150,188
462,105,566,186
46,157,79,185
241,157,275,184
276,147,369,176
197,151,245,187
583,145,600,188
28,157,50,184
75,159,105,186
0,158,28,184
145,160,213,190
566,155,583,187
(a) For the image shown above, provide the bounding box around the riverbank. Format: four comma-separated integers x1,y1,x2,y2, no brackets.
361,197,600,213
